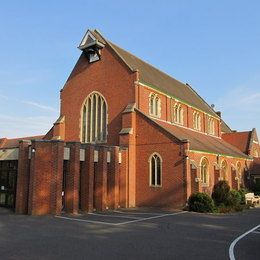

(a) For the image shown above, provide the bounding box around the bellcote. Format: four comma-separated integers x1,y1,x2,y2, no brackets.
78,30,105,63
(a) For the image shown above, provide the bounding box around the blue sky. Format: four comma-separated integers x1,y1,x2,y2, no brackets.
0,0,260,138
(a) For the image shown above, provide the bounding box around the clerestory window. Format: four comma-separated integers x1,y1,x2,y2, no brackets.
193,111,201,131
149,93,161,118
208,117,215,135
174,104,184,125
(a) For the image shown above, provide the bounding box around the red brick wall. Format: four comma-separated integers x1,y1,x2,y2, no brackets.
61,47,137,145
135,112,186,208
15,141,31,214
65,142,81,214
137,85,221,137
188,151,247,193
80,145,95,213
28,140,64,215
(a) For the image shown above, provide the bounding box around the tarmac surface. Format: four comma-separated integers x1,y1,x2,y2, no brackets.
0,207,259,260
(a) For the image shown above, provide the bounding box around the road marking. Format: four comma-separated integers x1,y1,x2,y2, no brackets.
113,211,187,226
252,231,260,234
55,216,115,225
89,213,140,220
56,211,187,226
114,210,162,215
229,224,260,260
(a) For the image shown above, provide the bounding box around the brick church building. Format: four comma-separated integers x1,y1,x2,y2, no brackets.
0,29,260,215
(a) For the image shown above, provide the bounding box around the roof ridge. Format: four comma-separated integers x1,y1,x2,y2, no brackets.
91,29,232,123
93,30,135,72
224,130,251,135
92,30,197,90
184,83,219,117
5,135,44,141
94,30,220,118
108,40,187,86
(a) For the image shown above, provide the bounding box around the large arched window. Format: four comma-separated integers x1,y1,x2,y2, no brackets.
149,153,162,187
81,92,107,143
149,93,161,118
174,103,184,125
221,160,228,180
200,157,209,185
193,111,201,131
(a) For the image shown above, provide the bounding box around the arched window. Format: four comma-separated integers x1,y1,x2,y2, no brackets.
200,157,209,185
254,149,259,158
221,160,228,180
81,92,107,143
174,103,184,125
208,117,215,135
236,162,242,184
149,93,161,118
193,111,201,131
149,153,162,187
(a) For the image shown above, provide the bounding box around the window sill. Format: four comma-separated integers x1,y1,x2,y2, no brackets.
150,113,161,119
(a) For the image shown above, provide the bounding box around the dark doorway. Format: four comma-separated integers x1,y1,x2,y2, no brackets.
0,161,18,209
62,160,68,211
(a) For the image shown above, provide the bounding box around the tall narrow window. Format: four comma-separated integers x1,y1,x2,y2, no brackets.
81,92,107,143
174,104,184,125
200,157,209,185
149,93,161,118
149,153,162,187
254,149,259,158
208,117,215,135
236,162,242,184
221,160,228,180
193,111,201,131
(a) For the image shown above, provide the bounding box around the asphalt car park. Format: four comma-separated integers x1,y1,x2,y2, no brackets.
0,207,259,260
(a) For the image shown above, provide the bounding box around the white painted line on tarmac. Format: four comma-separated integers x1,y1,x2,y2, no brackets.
229,224,260,260
113,211,187,226
55,216,115,225
114,210,162,215
56,211,187,226
252,231,260,234
89,213,140,220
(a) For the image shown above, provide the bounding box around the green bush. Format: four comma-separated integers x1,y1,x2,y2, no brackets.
238,188,247,204
212,181,230,206
226,189,242,207
188,192,215,213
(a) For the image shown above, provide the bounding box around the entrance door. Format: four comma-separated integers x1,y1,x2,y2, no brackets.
0,161,18,208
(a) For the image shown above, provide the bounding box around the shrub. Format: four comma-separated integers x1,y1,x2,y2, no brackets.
188,192,215,213
226,189,242,207
238,188,247,204
212,181,230,206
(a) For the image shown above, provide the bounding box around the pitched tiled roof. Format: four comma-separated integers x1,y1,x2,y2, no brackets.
0,135,44,149
222,131,251,154
221,120,232,133
91,30,221,118
136,109,249,159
